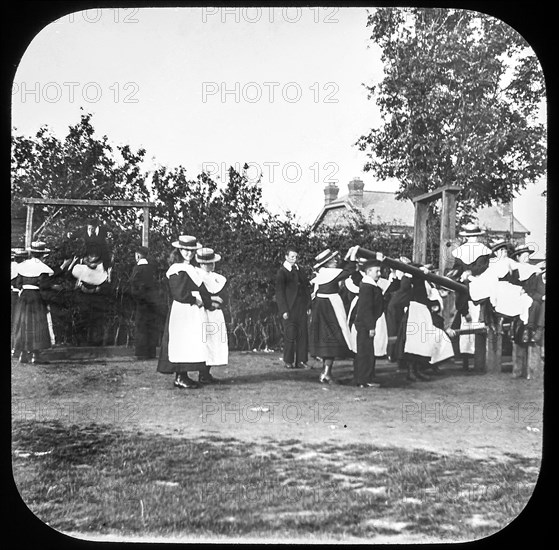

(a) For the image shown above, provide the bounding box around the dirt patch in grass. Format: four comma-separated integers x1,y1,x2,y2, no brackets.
12,420,538,543
11,351,544,542
11,352,544,461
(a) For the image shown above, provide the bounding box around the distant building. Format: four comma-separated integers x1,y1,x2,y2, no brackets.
312,178,530,244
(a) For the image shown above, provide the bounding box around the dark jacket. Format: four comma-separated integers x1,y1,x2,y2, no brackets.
275,264,311,316
354,279,384,331
130,262,159,307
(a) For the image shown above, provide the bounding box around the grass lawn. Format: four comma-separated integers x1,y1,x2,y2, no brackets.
12,419,538,543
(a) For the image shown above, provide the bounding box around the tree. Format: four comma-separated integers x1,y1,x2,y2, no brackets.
12,112,152,346
356,8,546,213
12,111,151,252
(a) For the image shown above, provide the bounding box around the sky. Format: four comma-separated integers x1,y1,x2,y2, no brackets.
11,6,547,255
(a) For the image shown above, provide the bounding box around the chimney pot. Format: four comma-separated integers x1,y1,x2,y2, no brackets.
348,177,365,209
324,183,339,205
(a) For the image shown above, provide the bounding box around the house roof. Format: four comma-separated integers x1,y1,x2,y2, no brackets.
475,204,530,235
312,190,415,228
312,189,530,235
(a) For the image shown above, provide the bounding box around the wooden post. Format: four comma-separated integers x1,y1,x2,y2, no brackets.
486,316,503,373
142,206,150,247
527,345,544,380
25,203,34,250
413,202,428,265
512,343,528,378
473,332,487,372
439,188,458,276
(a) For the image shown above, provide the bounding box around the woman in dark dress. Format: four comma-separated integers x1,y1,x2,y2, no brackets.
309,248,356,384
11,242,54,363
157,235,212,389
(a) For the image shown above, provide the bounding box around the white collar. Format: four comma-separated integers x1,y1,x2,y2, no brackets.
451,242,492,264
310,267,343,286
361,275,378,286
137,258,148,265
283,261,297,271
17,258,54,277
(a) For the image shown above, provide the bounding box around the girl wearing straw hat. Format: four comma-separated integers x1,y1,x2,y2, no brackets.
157,235,212,389
309,247,358,384
11,242,54,363
195,247,229,384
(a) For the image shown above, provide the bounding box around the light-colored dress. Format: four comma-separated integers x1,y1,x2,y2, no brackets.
198,269,229,367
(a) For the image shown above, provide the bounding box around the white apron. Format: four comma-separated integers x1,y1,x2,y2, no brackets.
347,296,388,357
403,301,454,362
404,301,435,358
167,264,207,364
198,269,229,367
459,302,484,355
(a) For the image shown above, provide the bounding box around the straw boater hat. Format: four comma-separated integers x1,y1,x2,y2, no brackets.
28,241,51,254
196,247,222,264
490,238,511,253
458,223,485,237
510,244,536,259
313,249,339,270
172,235,202,250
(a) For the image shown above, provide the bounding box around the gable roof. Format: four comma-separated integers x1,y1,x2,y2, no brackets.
312,190,415,229
475,204,530,235
312,189,530,235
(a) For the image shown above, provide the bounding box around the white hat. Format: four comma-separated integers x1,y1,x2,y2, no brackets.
172,235,202,250
196,247,222,264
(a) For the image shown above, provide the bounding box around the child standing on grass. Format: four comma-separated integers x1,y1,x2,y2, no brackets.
195,247,229,384
350,259,385,388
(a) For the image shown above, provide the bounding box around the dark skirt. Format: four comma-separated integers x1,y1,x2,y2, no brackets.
11,289,51,352
309,297,350,359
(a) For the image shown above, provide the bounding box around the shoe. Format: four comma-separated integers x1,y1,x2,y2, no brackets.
199,374,219,384
358,383,380,388
414,370,431,381
406,373,417,382
174,375,200,389
319,373,337,384
299,362,313,370
284,362,296,369
429,366,444,376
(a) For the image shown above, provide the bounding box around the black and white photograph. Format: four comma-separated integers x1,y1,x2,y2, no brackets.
9,4,549,544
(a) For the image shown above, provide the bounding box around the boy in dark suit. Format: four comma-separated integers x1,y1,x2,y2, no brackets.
130,245,160,359
353,259,384,387
275,247,312,369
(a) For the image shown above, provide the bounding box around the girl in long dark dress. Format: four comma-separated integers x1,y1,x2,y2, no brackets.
309,248,356,384
11,242,54,363
157,235,212,389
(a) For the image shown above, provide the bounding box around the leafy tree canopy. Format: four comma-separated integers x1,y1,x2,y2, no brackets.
357,8,546,212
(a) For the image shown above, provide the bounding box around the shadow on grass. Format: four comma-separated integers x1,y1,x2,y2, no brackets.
12,419,539,542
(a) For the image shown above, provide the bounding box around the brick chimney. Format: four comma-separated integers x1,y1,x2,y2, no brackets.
500,201,514,236
348,177,365,209
324,183,339,205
